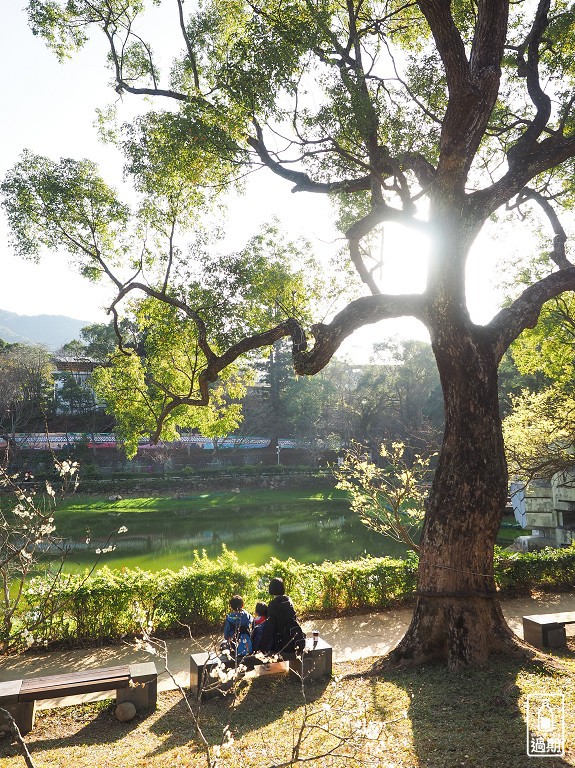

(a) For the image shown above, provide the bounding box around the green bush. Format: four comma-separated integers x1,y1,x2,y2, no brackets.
494,545,575,592
15,546,575,649
156,549,257,631
20,550,417,646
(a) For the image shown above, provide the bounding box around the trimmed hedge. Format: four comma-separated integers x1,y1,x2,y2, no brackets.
16,546,575,648
494,545,575,592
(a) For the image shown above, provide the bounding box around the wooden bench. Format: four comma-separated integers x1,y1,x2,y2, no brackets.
0,662,157,735
190,636,332,699
522,612,575,650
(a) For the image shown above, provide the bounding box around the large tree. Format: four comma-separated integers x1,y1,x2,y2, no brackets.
4,0,575,667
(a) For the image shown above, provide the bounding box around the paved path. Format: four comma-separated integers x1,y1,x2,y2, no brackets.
2,592,574,710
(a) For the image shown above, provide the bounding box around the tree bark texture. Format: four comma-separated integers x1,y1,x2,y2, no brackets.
383,324,518,669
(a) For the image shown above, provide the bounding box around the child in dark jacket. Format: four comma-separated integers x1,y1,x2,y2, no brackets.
251,601,271,652
222,595,253,656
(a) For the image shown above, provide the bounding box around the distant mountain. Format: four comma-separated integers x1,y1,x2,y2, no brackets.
0,309,91,350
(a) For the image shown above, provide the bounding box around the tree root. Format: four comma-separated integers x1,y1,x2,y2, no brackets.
361,633,569,677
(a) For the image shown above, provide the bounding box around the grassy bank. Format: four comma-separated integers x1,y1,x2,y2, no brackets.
2,652,574,767
52,488,350,539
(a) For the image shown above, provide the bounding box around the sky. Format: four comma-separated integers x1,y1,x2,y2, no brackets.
1,3,512,360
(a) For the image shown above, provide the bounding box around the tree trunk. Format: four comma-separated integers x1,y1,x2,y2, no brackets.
382,326,519,669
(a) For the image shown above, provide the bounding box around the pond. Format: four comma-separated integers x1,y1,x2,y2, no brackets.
53,492,411,571
46,490,520,573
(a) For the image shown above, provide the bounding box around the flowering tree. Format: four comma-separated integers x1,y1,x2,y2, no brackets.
0,459,79,653
336,442,434,553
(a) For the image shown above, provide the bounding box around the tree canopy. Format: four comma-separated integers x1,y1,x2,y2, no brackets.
5,0,575,392
503,273,575,480
0,344,53,437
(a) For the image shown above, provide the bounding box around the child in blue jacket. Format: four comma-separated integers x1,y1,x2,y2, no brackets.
223,595,253,657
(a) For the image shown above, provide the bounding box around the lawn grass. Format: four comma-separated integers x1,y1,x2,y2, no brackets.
2,651,574,767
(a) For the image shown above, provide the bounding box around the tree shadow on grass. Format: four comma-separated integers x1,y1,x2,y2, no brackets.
145,668,331,759
368,654,574,768
0,699,144,760
0,670,330,764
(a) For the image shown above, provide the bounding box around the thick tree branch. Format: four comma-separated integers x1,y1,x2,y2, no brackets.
468,133,575,222
487,267,575,359
400,153,437,191
115,83,188,101
147,318,305,443
345,203,428,292
293,293,427,374
517,188,571,270
109,282,218,366
419,0,508,190
110,283,426,441
418,0,470,93
176,0,200,90
346,204,429,241
469,0,509,78
508,0,552,159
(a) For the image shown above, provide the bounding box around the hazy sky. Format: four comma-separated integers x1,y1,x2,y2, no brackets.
2,4,510,358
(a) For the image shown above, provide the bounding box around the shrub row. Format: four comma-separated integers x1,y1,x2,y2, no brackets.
17,546,575,648
21,548,418,646
73,467,334,493
494,545,575,592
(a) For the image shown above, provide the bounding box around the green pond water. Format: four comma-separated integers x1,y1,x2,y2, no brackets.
42,490,520,573
53,494,409,571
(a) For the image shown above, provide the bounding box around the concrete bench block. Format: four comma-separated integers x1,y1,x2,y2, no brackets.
116,663,158,711
190,638,333,698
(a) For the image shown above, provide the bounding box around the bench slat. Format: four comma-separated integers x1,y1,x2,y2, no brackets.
0,679,22,704
20,676,130,701
1,662,157,736
20,665,131,700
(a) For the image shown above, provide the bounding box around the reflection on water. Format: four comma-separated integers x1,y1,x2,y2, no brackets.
59,501,411,570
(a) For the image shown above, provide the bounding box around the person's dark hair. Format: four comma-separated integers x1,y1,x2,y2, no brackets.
268,577,285,596
255,601,268,617
230,595,244,611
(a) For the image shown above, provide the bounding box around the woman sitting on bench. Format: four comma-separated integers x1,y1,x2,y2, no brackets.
260,577,306,654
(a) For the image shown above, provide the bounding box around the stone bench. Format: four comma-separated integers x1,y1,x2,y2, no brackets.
0,662,157,735
522,612,575,649
190,636,332,699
